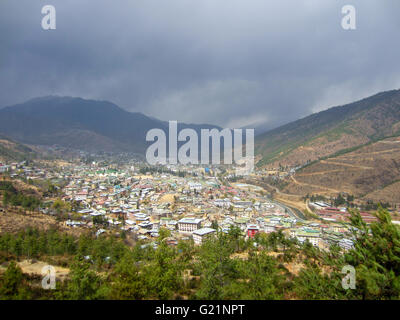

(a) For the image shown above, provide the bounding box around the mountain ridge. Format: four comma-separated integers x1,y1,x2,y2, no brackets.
0,96,222,154
255,88,400,167
2,89,400,164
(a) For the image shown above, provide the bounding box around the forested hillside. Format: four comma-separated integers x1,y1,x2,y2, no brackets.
1,208,399,300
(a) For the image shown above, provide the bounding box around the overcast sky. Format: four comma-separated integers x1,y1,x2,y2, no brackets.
1,0,399,130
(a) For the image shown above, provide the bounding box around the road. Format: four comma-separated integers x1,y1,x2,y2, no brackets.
227,178,307,222
270,198,307,222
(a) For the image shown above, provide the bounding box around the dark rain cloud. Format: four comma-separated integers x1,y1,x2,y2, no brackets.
0,0,400,130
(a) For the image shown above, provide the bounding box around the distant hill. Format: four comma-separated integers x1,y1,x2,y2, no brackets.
255,89,400,167
0,96,221,155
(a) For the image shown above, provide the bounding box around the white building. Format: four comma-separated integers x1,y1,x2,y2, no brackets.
213,199,232,208
0,165,10,173
192,228,216,245
178,217,202,233
264,224,276,233
338,238,354,250
188,182,203,192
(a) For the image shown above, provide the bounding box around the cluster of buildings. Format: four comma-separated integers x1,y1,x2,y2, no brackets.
33,160,358,251
0,160,65,182
310,201,378,224
0,157,360,251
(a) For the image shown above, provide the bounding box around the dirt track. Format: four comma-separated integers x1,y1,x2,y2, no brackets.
289,175,340,193
18,259,70,280
320,159,373,170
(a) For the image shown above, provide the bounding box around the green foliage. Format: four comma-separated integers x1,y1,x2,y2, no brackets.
63,256,108,300
195,233,236,299
142,242,183,299
92,215,107,226
293,263,346,300
0,207,400,300
0,228,127,268
226,225,245,252
211,220,219,230
224,251,288,299
334,194,346,207
1,182,41,210
0,261,30,299
109,252,145,299
0,181,17,193
0,228,77,258
343,207,400,299
158,227,171,241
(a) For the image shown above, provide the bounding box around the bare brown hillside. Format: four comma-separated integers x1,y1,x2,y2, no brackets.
281,137,400,204
0,208,83,236
256,89,400,168
0,135,37,163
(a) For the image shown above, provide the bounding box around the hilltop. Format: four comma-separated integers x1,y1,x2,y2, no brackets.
0,96,221,155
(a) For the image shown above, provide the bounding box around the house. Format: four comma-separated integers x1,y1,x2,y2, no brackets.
188,182,203,192
310,201,330,210
214,199,231,208
160,217,172,226
76,190,88,200
96,229,106,237
66,220,84,227
192,228,216,245
0,165,10,173
246,224,260,238
293,228,321,247
234,218,248,230
177,217,202,233
138,221,153,229
233,205,245,212
111,208,126,220
338,238,354,250
166,220,178,230
233,201,253,208
164,237,178,246
264,224,276,233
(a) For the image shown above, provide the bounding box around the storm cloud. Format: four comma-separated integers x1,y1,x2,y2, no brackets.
1,0,400,130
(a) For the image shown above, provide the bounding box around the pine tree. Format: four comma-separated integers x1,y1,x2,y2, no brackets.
64,256,107,300
344,207,400,299
0,261,29,299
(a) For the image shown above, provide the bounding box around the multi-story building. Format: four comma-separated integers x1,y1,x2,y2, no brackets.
293,228,321,247
178,218,202,233
192,228,216,245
